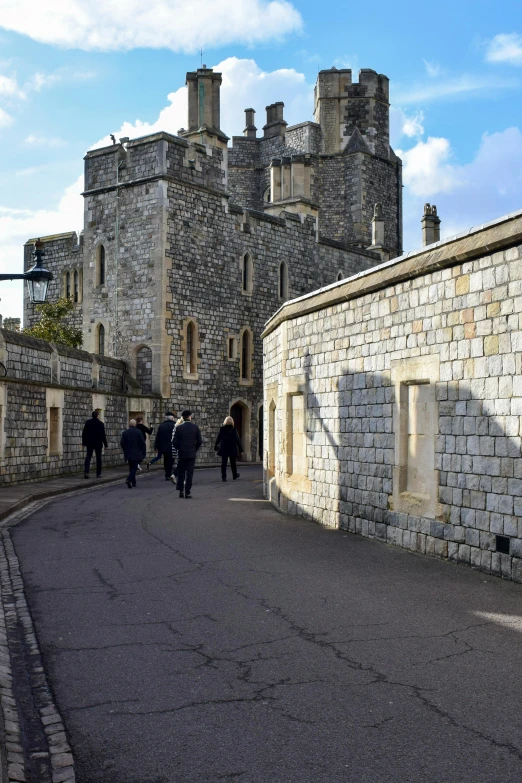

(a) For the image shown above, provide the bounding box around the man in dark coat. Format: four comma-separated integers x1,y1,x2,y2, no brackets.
172,410,202,498
82,410,108,479
154,412,176,480
120,420,146,488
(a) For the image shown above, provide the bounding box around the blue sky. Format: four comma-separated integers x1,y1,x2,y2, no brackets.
0,0,521,318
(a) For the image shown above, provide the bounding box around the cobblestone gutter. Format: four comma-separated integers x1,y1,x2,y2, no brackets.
0,511,75,783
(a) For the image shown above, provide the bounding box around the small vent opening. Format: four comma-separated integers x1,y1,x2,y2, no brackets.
496,535,510,555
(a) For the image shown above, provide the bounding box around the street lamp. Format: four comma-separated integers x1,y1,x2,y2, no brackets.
0,239,53,304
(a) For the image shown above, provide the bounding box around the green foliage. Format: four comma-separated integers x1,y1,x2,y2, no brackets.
24,297,83,348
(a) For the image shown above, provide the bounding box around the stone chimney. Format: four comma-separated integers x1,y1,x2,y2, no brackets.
182,66,229,148
421,203,441,246
244,108,257,138
263,102,287,139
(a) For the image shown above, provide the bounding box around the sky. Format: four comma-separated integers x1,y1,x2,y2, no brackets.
0,0,521,319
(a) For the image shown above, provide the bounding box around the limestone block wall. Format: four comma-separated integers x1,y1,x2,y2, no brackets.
263,210,522,583
0,330,160,486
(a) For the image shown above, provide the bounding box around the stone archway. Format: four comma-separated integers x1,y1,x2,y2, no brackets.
230,400,251,461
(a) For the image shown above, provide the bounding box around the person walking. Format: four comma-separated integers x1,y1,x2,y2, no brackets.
120,419,146,489
82,410,108,479
154,412,177,480
135,416,153,472
214,416,243,482
172,410,202,498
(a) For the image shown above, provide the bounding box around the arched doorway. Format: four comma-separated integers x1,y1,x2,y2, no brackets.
230,400,251,460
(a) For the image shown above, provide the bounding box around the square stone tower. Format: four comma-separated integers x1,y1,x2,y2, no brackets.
313,67,402,256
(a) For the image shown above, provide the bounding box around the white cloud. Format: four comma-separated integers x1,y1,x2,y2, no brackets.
0,175,84,320
28,71,61,92
423,59,441,78
0,108,13,127
0,73,23,98
0,0,302,52
397,136,461,197
394,74,519,104
92,56,313,148
390,107,424,147
401,127,522,252
24,134,66,148
486,33,522,66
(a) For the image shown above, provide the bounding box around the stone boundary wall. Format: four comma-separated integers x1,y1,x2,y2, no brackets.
0,330,161,486
262,209,522,583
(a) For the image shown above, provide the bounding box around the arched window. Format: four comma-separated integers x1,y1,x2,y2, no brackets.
240,328,253,382
337,271,344,282
73,270,79,303
98,245,106,286
97,324,105,356
65,271,71,299
279,261,289,300
263,186,271,203
186,322,195,373
183,319,198,378
241,253,253,294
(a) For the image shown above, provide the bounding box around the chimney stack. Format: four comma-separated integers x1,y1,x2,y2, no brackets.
244,108,257,138
421,203,441,246
263,102,287,139
182,66,229,148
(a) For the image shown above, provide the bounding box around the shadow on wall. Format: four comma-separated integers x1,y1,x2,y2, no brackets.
267,349,522,583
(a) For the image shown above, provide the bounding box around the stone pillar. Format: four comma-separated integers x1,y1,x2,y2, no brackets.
270,160,282,201
366,203,389,261
372,203,385,246
291,156,306,197
421,203,441,246
244,108,257,138
281,157,291,199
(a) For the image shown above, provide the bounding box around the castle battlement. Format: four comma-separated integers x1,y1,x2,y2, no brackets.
83,131,226,196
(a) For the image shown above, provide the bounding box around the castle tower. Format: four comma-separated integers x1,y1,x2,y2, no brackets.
181,66,229,148
313,67,402,258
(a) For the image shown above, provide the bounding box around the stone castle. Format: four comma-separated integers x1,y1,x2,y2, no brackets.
23,65,403,462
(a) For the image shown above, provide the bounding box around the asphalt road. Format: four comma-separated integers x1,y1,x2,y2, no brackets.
10,466,522,783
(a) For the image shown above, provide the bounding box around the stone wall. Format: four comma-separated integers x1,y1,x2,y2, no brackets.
164,170,378,462
23,233,83,331
262,209,522,583
0,330,160,486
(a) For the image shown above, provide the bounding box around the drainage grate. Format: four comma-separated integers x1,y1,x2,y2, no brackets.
496,535,510,554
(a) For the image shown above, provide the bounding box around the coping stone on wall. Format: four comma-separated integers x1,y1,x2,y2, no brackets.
262,208,522,337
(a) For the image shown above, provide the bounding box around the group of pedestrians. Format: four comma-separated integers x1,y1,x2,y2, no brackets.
82,408,244,497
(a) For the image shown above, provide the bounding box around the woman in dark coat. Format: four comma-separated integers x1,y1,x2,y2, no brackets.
214,416,243,482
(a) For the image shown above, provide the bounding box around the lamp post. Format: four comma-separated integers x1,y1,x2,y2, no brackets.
0,239,53,304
